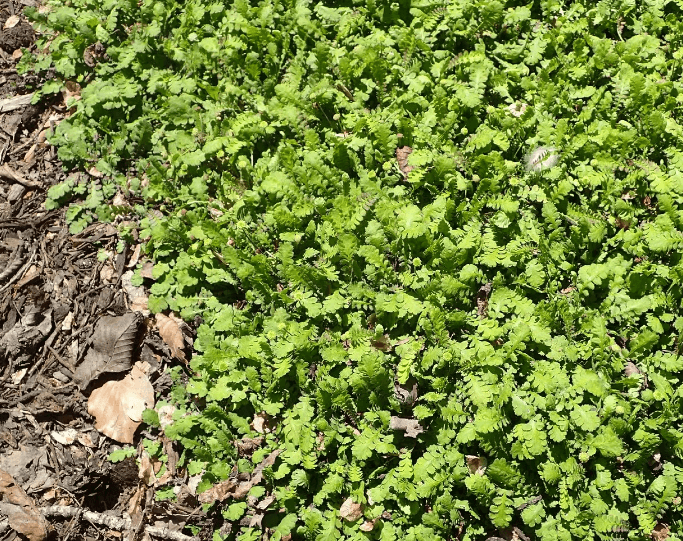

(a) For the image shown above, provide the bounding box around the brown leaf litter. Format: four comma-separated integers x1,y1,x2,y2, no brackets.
0,9,208,538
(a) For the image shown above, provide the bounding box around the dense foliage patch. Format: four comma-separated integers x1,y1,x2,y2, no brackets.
23,0,683,539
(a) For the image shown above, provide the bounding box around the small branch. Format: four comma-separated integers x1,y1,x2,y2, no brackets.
0,164,42,188
42,506,200,541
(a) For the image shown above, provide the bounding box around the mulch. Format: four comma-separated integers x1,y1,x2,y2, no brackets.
0,2,212,540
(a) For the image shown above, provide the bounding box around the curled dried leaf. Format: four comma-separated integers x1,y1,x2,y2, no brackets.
155,313,187,363
396,146,415,180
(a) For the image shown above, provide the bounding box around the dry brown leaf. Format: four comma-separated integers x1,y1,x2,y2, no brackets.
339,497,363,522
652,523,670,541
198,450,281,504
77,433,96,447
10,368,27,385
4,15,20,29
127,486,145,527
50,429,77,445
62,80,81,106
130,297,149,314
155,313,187,363
466,455,487,475
127,244,142,268
88,166,103,178
359,519,377,532
389,416,424,438
0,469,49,541
251,412,273,434
624,362,641,378
74,312,140,388
11,49,22,60
140,260,154,279
236,436,264,456
157,404,176,430
197,478,235,504
139,451,155,486
87,365,155,444
396,146,414,180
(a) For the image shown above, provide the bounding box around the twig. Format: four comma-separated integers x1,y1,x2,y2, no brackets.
46,344,75,375
0,164,41,188
0,244,37,293
42,505,200,541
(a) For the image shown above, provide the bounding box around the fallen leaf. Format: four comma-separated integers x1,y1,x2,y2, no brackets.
359,519,377,532
389,416,424,438
139,451,155,486
74,312,140,389
339,497,363,522
88,166,103,178
12,49,22,60
155,313,187,363
251,412,273,434
624,362,641,378
652,524,670,541
87,365,155,444
50,429,77,445
198,450,281,504
77,433,96,447
466,455,487,475
62,80,81,104
157,404,176,430
127,244,142,268
4,15,20,29
130,297,149,314
140,260,154,279
396,146,414,180
16,264,40,288
236,436,264,456
11,368,27,385
61,312,73,331
0,469,49,541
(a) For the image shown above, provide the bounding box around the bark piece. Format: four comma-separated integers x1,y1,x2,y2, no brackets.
41,506,197,541
0,94,33,113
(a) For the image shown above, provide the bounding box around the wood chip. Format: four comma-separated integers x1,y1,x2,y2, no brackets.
0,94,32,114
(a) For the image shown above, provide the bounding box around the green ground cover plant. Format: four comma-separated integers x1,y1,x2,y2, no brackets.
21,0,683,539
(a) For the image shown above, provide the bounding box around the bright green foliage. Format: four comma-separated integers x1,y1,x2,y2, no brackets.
25,0,683,539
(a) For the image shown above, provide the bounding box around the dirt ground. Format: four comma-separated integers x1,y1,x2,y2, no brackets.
0,3,212,540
